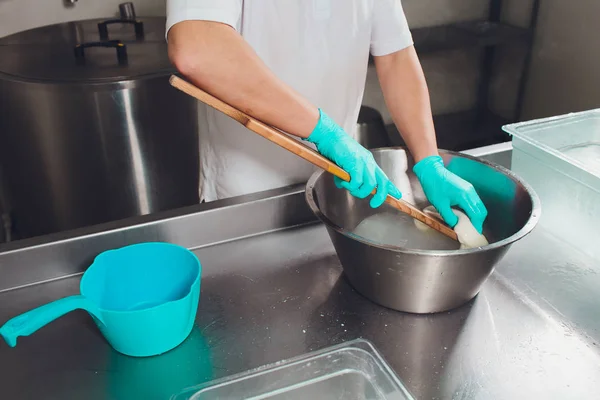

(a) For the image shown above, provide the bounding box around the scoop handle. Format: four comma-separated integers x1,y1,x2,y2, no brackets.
0,295,102,347
169,75,459,241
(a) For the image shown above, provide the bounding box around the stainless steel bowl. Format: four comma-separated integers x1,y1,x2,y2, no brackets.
306,148,540,313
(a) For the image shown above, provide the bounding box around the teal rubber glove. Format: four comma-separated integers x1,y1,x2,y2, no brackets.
413,155,488,233
306,109,402,208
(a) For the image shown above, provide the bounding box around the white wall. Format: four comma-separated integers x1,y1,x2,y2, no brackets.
519,0,600,119
0,0,166,37
372,0,600,123
364,0,489,124
478,0,600,121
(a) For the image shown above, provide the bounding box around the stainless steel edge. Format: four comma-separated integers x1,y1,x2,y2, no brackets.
0,144,515,292
0,184,316,292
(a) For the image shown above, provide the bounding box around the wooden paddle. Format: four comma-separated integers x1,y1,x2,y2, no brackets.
169,75,458,241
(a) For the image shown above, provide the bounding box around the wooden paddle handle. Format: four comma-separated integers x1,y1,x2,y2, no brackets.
169,75,458,241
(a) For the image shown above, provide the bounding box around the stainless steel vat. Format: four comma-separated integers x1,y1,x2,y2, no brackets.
306,148,540,313
0,16,199,239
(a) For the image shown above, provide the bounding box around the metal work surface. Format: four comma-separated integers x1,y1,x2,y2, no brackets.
1,224,600,399
1,144,599,399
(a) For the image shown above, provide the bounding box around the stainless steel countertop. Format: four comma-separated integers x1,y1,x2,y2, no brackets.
2,224,600,399
1,143,600,399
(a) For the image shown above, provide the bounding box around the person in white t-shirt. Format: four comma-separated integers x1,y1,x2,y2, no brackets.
166,0,488,232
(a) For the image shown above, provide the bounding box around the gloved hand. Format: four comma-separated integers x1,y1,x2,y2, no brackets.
306,109,401,208
413,155,488,233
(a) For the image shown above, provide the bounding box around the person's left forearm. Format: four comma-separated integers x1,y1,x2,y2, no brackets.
375,46,488,231
374,46,437,163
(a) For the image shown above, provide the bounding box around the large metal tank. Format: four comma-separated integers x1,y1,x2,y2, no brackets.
0,15,199,239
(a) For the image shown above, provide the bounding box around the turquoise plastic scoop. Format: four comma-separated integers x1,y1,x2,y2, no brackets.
0,242,201,357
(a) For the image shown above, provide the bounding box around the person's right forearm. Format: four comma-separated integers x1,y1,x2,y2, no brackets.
168,20,319,138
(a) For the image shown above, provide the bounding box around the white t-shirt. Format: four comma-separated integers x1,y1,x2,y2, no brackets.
166,0,413,201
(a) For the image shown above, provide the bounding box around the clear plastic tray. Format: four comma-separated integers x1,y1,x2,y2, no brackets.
504,109,600,184
503,109,600,259
171,339,414,400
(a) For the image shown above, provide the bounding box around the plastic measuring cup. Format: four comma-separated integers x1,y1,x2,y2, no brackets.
0,242,201,357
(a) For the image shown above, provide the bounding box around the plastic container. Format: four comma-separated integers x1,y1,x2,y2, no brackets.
172,339,414,400
0,242,201,357
503,109,600,259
